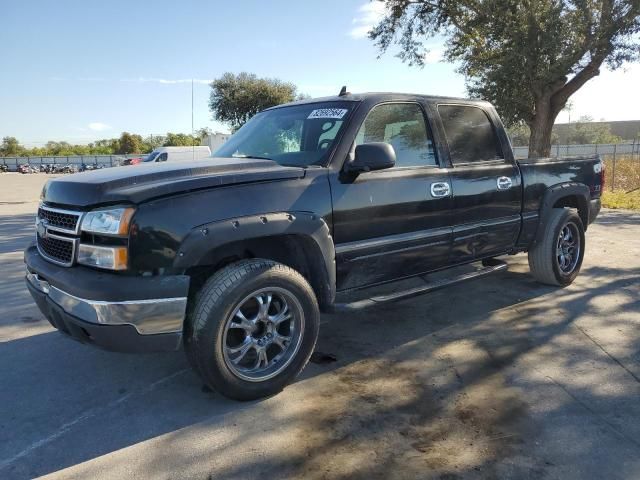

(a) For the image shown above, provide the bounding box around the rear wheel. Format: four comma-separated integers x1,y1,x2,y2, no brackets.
184,259,319,401
528,208,585,286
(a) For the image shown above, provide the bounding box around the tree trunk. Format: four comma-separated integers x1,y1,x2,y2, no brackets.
528,98,557,158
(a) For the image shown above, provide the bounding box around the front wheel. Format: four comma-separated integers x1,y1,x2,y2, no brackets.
528,208,585,286
184,259,320,401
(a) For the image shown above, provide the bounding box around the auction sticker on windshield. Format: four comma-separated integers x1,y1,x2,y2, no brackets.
307,108,348,119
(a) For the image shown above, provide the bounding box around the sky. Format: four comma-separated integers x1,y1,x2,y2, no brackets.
1,0,639,146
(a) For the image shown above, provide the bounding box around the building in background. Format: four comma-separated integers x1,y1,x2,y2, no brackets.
202,132,231,153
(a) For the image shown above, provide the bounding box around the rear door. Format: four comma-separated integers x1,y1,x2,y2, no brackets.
436,104,522,263
330,101,453,290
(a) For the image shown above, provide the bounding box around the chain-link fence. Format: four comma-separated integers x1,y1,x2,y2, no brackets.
0,154,143,171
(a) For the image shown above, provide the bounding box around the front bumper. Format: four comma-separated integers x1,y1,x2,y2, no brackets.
24,244,189,353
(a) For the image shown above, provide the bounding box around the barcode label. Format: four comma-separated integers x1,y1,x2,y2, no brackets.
307,108,348,120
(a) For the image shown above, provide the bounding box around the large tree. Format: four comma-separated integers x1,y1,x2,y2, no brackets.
117,132,143,154
369,0,640,157
209,72,302,131
1,136,23,156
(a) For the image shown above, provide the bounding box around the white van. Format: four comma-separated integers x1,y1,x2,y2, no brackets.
139,146,211,164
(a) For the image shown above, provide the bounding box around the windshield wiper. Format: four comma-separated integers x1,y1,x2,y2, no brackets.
232,154,273,161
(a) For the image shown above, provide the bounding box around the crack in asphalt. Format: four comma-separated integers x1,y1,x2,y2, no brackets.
574,324,640,384
0,368,190,473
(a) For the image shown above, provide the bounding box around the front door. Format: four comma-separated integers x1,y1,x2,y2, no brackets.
436,104,522,263
330,102,454,291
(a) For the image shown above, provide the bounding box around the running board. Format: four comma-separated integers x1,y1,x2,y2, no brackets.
329,259,508,313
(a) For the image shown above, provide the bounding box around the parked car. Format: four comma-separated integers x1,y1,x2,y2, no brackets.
0,164,8,173
126,146,212,165
25,92,603,400
18,164,38,174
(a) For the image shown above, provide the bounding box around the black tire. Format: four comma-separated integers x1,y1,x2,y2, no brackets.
184,259,320,401
528,208,585,286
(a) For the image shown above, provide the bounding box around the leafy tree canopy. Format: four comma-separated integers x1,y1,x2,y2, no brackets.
209,72,303,131
163,132,199,147
117,132,143,154
1,136,23,156
0,132,204,157
369,0,640,156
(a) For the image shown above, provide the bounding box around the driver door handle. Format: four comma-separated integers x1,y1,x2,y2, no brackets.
497,176,513,190
430,182,451,198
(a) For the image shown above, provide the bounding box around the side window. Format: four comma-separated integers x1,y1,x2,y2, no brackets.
438,105,504,164
157,153,168,162
355,103,437,167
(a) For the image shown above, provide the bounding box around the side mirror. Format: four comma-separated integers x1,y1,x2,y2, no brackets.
347,142,396,173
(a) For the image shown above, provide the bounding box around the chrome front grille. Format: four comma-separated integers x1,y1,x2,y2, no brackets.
36,205,83,267
37,206,82,234
37,233,78,266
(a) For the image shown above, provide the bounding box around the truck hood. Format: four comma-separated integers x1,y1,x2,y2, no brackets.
42,158,305,207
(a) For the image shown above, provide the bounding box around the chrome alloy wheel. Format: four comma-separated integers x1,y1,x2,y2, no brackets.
222,287,305,382
556,221,581,274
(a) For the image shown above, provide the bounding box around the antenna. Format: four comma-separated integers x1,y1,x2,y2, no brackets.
339,85,349,96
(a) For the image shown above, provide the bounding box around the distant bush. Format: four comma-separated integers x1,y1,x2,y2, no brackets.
602,190,640,210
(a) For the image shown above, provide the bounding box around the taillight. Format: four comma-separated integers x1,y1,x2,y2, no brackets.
592,160,605,194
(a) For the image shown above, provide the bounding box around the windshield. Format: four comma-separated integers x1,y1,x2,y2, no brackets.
143,152,158,162
213,102,353,167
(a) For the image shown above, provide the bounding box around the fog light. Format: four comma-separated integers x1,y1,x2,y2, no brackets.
78,244,128,270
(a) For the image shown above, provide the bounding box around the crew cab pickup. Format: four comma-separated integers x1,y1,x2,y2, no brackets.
25,92,603,400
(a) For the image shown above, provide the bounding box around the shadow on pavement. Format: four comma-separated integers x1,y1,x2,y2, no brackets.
0,213,35,254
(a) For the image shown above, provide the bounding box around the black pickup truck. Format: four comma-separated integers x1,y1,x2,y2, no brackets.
25,92,603,400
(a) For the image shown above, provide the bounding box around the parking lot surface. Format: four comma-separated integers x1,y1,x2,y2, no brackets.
1,173,640,479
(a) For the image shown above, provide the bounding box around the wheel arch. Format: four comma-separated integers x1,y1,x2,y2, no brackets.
539,183,590,235
175,212,336,310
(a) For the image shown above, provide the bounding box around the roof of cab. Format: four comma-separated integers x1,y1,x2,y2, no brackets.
265,92,488,110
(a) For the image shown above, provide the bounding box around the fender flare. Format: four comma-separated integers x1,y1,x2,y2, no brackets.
537,182,590,239
174,211,336,306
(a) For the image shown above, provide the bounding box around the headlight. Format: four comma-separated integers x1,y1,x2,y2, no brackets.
78,244,128,270
81,207,135,236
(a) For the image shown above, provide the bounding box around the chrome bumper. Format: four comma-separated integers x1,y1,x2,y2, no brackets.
26,271,187,335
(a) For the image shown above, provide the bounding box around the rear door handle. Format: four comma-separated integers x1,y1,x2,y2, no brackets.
497,176,513,190
430,182,451,198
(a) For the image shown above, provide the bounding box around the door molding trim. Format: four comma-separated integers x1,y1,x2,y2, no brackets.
335,226,452,255
452,214,521,234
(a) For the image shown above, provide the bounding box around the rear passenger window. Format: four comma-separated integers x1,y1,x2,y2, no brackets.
438,105,503,164
355,103,437,167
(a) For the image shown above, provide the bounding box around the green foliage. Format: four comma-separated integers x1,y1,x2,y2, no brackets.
0,131,204,157
602,190,640,210
141,135,164,152
117,132,143,154
195,127,212,143
209,72,301,131
369,0,640,156
163,132,199,147
566,116,622,144
0,137,23,156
